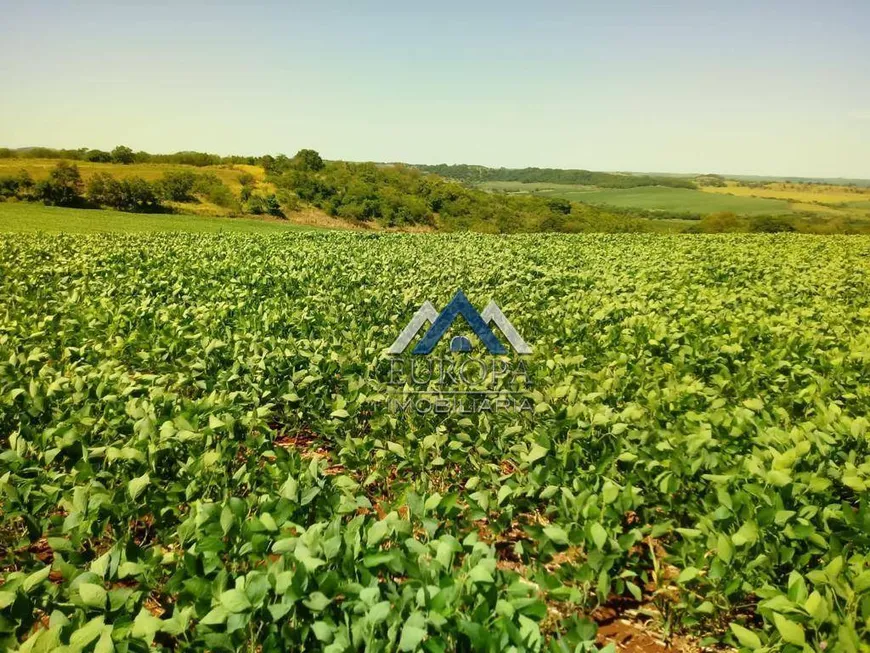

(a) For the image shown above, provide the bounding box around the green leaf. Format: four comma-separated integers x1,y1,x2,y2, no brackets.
677,567,700,584
524,443,548,463
22,565,51,592
590,523,608,550
303,591,330,612
543,525,569,545
729,623,762,649
399,624,427,651
732,521,758,547
79,583,107,608
127,473,150,501
773,613,805,646
742,398,764,411
367,520,390,547
468,563,494,584
368,601,391,624
220,589,252,613
200,606,229,625
717,533,734,563
70,616,106,649
312,620,334,642
0,591,15,609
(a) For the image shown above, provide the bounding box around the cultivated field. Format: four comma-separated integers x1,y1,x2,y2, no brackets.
700,181,870,206
481,182,793,216
1,232,868,651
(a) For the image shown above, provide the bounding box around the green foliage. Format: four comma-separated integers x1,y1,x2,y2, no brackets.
293,148,325,172
695,174,727,187
84,149,113,163
269,156,638,232
158,171,198,202
265,194,284,217
0,233,868,652
193,173,238,210
416,163,698,189
86,173,163,212
0,170,34,200
749,215,796,233
111,145,135,165
35,161,84,206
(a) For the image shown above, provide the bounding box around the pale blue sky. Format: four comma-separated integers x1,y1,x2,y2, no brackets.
1,1,868,177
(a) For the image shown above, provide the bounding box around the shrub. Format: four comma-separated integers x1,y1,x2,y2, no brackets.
238,173,256,202
193,173,238,209
699,211,741,233
87,173,162,212
749,215,796,233
293,149,325,172
246,194,267,215
85,149,112,163
0,170,33,200
265,194,284,217
111,145,135,165
158,171,197,202
36,162,84,206
546,198,572,215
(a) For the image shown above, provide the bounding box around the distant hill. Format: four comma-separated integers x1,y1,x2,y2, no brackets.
413,164,698,189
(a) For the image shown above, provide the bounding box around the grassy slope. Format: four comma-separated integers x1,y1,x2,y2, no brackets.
0,202,317,234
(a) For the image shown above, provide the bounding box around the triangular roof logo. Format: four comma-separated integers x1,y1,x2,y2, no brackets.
388,290,532,355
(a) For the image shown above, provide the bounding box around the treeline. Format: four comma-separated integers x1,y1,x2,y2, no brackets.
0,146,258,167
413,164,698,189
0,162,287,216
264,150,652,232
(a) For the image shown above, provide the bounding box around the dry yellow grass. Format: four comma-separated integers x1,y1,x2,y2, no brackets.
701,180,870,205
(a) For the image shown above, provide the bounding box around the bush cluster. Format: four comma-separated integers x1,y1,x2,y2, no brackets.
0,163,249,214
266,151,615,232
87,173,162,212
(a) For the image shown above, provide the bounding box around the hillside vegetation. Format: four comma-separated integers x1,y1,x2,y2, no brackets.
2,146,869,234
414,163,698,189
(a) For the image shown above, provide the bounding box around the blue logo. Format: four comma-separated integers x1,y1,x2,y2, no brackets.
389,290,531,355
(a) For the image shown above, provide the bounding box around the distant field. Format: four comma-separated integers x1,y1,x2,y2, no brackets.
701,181,870,205
511,184,790,215
0,202,314,234
480,181,793,215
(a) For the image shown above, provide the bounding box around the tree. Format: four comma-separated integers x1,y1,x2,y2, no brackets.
85,149,112,163
36,161,84,206
87,173,162,212
238,172,256,202
265,194,284,217
158,171,197,202
111,145,135,164
293,149,324,172
546,198,572,215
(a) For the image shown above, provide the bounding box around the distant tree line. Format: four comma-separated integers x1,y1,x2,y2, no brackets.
0,146,259,167
413,164,698,190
